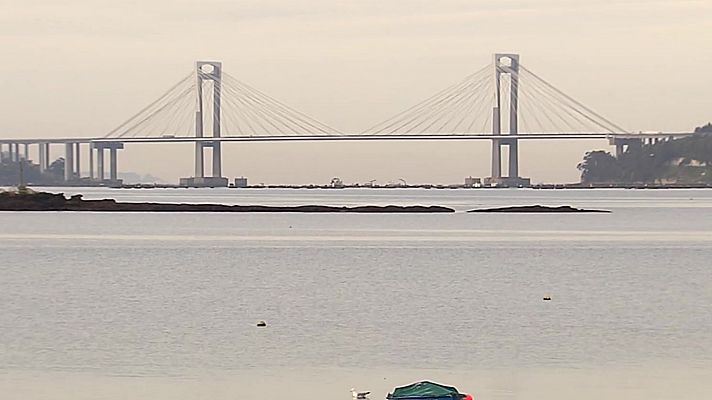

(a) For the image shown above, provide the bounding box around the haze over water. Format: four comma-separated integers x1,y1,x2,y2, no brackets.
1,188,711,400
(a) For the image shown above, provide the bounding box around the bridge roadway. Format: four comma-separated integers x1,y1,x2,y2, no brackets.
0,132,697,144
0,131,696,186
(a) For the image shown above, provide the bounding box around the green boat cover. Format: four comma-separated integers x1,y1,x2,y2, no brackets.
387,381,462,399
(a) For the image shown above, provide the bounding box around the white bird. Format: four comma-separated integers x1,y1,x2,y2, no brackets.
351,388,370,399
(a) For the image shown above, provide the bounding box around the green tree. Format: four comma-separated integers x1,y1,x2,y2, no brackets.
47,158,65,179
694,123,712,134
577,150,621,183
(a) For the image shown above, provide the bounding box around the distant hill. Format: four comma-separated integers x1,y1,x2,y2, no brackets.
118,172,166,184
578,123,712,184
0,157,64,186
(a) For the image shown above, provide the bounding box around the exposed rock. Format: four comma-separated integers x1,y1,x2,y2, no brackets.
0,191,454,213
467,205,610,213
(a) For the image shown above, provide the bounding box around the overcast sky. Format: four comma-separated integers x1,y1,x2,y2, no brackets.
1,0,711,183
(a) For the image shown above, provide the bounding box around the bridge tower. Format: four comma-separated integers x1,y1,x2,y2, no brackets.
181,61,228,187
487,53,530,187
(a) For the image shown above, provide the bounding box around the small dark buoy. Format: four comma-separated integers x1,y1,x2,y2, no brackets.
257,320,267,327
543,296,552,301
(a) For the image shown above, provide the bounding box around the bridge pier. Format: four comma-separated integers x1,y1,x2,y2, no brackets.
109,147,118,182
89,143,94,179
96,146,104,180
38,143,45,172
491,138,501,178
486,53,530,187
64,142,74,181
74,143,81,178
610,137,644,158
182,61,228,187
40,143,50,172
92,141,123,185
615,143,625,158
194,142,204,178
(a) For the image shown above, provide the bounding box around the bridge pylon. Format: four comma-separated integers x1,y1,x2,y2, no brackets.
181,61,228,187
486,53,530,187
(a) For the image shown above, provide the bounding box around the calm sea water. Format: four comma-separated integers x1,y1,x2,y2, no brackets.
1,188,711,400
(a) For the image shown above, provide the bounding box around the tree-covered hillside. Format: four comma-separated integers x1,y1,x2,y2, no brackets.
0,157,65,186
578,124,712,184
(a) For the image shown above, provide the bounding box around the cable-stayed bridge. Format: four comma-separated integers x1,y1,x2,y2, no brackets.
0,54,696,186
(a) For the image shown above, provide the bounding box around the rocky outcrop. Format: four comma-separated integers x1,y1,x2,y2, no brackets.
467,205,610,213
0,191,454,213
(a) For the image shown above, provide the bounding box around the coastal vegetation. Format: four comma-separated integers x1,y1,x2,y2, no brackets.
578,123,712,184
0,156,65,185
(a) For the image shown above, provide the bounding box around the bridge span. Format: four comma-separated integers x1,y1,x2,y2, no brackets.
0,54,695,187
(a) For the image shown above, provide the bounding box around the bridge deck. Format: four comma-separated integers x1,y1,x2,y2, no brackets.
0,132,696,144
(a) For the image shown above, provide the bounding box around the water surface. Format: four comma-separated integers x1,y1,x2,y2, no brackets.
1,188,711,399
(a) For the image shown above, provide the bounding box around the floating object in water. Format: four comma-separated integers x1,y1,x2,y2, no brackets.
351,388,371,399
256,320,267,327
543,295,552,301
388,381,467,400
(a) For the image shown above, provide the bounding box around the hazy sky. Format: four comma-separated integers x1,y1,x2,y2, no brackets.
1,0,711,183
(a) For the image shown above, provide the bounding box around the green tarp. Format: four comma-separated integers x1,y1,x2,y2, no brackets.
388,381,462,399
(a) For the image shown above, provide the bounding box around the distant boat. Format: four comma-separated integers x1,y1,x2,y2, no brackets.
387,381,471,400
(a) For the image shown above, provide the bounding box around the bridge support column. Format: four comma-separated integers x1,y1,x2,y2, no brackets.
485,53,530,187
23,144,29,161
97,147,105,181
615,143,624,158
194,143,204,178
64,143,74,181
89,143,94,180
491,139,502,178
508,139,519,179
211,67,222,178
182,60,227,187
91,142,122,184
44,143,50,170
212,142,222,178
38,143,51,172
109,147,118,182
74,143,81,178
610,137,644,159
38,143,46,172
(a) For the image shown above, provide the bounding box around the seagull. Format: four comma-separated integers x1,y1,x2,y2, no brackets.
351,388,370,399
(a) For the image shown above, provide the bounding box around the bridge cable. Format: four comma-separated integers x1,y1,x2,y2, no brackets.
520,65,627,133
102,72,193,138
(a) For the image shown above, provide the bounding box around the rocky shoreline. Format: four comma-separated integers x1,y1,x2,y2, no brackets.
0,191,454,213
467,205,610,213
